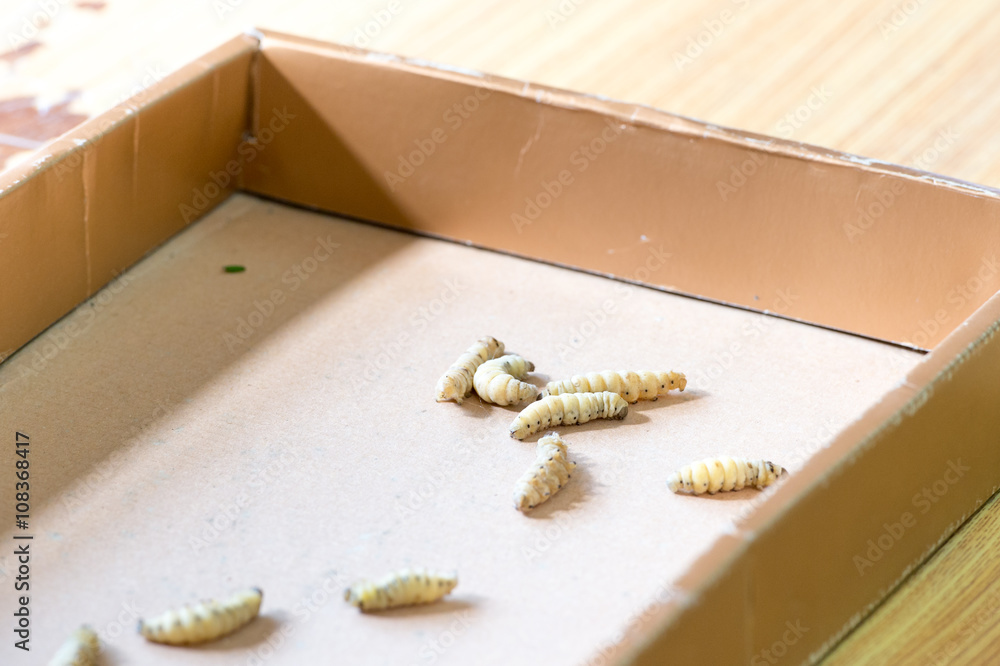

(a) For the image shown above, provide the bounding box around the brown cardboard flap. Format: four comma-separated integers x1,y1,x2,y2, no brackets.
244,30,1000,351
0,34,256,359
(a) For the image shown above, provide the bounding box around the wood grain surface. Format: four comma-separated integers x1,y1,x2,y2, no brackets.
2,1,999,663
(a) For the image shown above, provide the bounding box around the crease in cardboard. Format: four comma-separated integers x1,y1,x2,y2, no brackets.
81,149,93,294
515,115,544,175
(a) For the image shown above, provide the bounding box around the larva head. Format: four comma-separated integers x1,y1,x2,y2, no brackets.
657,371,686,393
666,471,684,493
509,420,531,440
759,460,784,487
538,432,566,453
610,395,629,420
435,383,463,404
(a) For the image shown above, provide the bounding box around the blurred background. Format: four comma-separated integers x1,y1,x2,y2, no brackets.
2,0,999,189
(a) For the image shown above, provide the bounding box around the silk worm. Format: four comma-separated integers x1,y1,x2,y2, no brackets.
513,432,576,512
435,337,504,404
344,568,458,612
667,457,783,495
540,370,686,403
137,587,262,645
48,626,99,666
473,354,538,405
509,391,628,440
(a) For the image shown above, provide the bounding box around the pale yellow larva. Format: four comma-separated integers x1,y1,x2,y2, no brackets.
509,391,628,440
667,457,784,495
344,568,457,612
48,626,99,666
513,432,576,512
435,337,504,404
540,370,686,403
137,587,262,645
473,354,538,405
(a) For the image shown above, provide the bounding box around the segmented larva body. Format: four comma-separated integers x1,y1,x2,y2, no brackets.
435,337,504,404
540,370,686,403
513,432,576,512
473,354,538,405
667,457,783,495
137,588,262,645
344,568,458,612
509,391,628,440
48,626,99,666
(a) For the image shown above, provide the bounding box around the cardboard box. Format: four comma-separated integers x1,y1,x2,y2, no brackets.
1,30,999,664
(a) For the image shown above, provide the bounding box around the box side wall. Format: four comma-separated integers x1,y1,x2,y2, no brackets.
0,36,254,362
244,32,1000,350
619,293,1000,664
0,151,88,362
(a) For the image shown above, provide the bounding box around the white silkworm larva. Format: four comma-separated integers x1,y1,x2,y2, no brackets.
473,354,538,405
344,568,458,612
48,626,99,666
513,432,576,512
667,457,784,495
435,337,504,404
137,588,262,645
539,370,686,403
509,391,628,440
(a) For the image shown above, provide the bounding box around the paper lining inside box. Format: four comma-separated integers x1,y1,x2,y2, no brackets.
0,193,921,664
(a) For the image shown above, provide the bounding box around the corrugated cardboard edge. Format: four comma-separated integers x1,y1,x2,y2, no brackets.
0,34,256,360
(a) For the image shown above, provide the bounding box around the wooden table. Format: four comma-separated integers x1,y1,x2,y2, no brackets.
3,1,999,662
